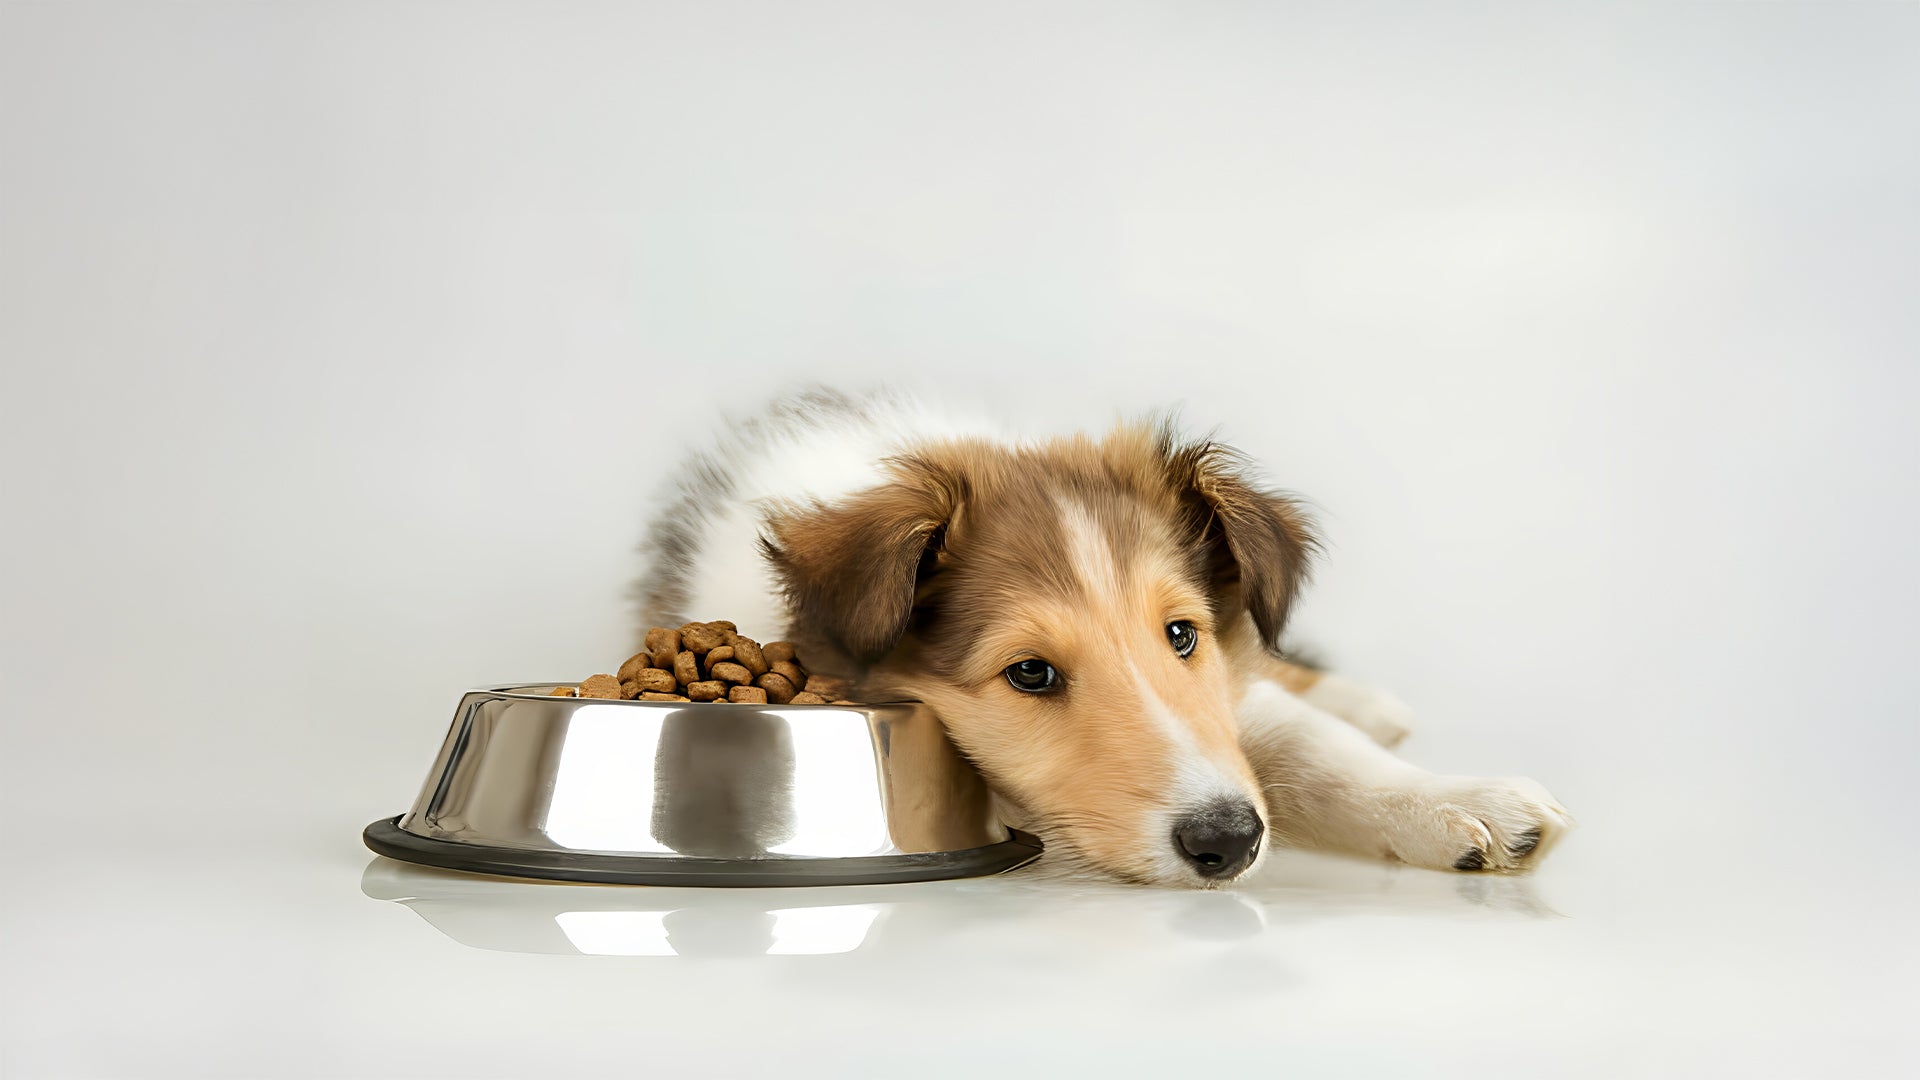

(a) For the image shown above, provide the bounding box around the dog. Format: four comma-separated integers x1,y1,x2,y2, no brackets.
637,388,1570,887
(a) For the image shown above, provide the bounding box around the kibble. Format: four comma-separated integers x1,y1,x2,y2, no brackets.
578,674,623,699
627,668,678,695
617,652,652,684
680,622,728,654
551,622,858,708
673,650,701,686
732,638,769,676
757,671,797,704
644,626,681,669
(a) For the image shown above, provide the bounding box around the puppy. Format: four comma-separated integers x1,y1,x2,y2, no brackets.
639,388,1570,887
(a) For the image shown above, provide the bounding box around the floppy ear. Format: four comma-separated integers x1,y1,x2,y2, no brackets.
1165,436,1320,654
759,456,961,666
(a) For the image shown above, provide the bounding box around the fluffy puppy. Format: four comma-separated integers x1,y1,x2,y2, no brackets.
640,389,1569,887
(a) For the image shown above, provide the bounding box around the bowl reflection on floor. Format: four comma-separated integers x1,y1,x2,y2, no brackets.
360,857,900,957
552,904,884,957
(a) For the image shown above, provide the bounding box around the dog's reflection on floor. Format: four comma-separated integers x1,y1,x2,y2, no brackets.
361,848,1564,959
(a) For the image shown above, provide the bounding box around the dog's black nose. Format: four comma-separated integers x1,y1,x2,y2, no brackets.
1173,801,1265,879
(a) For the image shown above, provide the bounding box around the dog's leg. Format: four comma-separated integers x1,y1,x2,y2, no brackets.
1238,679,1571,872
1269,659,1415,749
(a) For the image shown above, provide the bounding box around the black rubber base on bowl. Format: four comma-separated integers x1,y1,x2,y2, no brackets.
363,817,1044,887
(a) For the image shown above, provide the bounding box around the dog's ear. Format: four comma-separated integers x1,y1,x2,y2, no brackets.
1164,434,1320,654
760,456,961,666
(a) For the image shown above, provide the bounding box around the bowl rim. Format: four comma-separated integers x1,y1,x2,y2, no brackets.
364,816,1043,887
473,682,921,710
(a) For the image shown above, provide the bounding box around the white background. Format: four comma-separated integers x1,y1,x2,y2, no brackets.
2,3,1916,1077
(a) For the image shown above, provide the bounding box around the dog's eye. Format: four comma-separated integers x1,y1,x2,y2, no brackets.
1004,659,1060,693
1167,620,1198,658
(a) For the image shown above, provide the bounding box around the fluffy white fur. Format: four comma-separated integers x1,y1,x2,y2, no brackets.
671,392,999,641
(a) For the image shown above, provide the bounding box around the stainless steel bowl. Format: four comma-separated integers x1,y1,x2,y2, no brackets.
363,684,1042,886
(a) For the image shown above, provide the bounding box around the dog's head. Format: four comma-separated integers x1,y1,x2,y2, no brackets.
762,422,1316,887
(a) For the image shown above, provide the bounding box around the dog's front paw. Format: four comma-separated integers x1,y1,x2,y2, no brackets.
1385,777,1572,873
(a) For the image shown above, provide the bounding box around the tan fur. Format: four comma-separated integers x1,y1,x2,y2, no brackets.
764,421,1316,885
1270,659,1325,695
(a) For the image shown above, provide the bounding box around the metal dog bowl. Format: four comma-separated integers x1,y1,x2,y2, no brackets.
363,685,1042,887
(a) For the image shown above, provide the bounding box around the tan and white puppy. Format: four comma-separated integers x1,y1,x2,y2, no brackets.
639,389,1570,888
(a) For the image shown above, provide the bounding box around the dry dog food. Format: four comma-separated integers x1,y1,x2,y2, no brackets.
547,621,859,705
